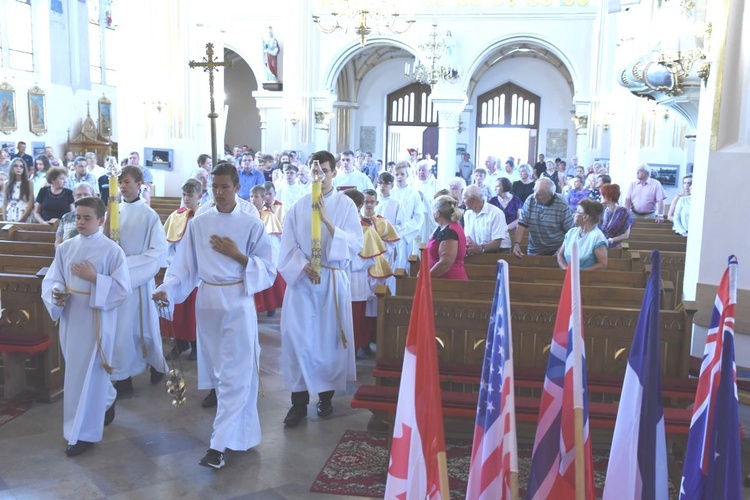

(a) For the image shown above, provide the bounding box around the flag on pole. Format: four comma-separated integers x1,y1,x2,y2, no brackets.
384,250,449,499
466,260,518,500
679,255,742,499
526,241,595,500
603,249,668,499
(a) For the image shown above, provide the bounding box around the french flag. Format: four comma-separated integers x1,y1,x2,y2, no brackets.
526,241,595,500
384,251,449,499
679,255,742,499
466,260,518,500
603,249,668,499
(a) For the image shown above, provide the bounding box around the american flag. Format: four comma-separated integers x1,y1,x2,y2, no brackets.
680,255,742,499
526,241,595,500
466,260,518,500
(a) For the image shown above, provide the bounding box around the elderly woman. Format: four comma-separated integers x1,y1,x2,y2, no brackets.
512,163,535,202
598,183,633,248
673,176,692,236
427,195,468,280
33,166,74,224
566,175,591,213
556,198,608,271
489,177,523,230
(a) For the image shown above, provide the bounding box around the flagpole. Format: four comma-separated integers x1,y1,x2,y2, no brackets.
510,472,519,500
437,451,449,498
570,242,586,500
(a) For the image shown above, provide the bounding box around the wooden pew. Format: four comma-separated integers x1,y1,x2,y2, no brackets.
0,254,53,274
394,272,676,310
0,240,56,257
8,227,57,244
465,252,638,271
1,221,58,240
623,240,686,253
0,273,63,402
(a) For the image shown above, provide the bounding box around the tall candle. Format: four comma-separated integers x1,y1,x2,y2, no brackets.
108,174,120,243
310,160,322,285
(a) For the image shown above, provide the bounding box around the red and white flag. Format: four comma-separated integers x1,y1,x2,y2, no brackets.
384,251,449,499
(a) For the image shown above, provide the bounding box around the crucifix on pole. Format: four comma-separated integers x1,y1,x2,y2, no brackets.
188,43,232,167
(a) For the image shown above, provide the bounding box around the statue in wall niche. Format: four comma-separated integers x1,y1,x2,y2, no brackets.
262,26,280,83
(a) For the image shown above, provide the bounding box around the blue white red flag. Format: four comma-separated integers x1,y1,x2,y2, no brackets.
384,251,449,499
603,249,668,500
526,241,595,500
680,255,742,499
466,260,518,500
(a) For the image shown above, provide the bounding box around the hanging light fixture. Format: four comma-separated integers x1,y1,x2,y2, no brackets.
312,0,415,47
405,23,460,88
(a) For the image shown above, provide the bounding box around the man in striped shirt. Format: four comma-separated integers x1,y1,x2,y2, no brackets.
512,177,574,256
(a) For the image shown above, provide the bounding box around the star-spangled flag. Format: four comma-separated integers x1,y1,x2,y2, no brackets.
384,250,449,499
466,260,518,500
526,241,595,500
679,255,742,500
603,249,668,500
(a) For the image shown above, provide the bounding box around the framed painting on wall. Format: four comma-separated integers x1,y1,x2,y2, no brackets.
28,86,47,136
99,95,112,139
0,82,17,135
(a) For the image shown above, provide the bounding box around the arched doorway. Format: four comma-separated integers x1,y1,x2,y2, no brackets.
476,82,540,165
224,48,260,152
386,82,437,163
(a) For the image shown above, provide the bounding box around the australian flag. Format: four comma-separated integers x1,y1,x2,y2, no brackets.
466,260,518,500
680,255,742,499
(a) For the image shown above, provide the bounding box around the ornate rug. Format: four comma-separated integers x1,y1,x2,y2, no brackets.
0,393,34,427
310,430,678,499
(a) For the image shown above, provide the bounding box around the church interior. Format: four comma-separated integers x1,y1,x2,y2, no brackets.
0,0,749,497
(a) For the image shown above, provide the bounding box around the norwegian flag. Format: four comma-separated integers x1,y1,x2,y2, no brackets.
526,241,595,500
679,255,742,499
466,260,518,500
384,251,448,499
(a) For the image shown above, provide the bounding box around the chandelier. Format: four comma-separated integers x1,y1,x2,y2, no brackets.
312,1,415,47
405,23,460,88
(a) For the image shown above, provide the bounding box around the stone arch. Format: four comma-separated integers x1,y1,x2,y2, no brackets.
463,35,579,100
224,43,265,86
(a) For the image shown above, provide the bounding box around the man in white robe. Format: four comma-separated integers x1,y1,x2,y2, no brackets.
110,166,169,396
278,150,364,426
154,163,276,469
390,162,425,272
275,164,308,208
332,150,374,191
42,197,131,457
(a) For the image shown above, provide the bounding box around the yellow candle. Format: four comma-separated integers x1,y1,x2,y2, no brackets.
108,174,120,243
311,160,322,285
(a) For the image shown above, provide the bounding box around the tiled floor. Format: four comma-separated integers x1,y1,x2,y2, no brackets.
1,314,750,499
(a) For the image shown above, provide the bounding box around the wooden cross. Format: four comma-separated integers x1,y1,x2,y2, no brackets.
188,43,233,167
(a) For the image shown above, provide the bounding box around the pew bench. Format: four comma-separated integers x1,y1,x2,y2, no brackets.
8,227,57,244
0,240,56,257
351,385,692,435
0,254,53,275
464,252,638,271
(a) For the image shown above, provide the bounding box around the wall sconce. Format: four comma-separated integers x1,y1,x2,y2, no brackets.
571,115,588,131
599,109,615,131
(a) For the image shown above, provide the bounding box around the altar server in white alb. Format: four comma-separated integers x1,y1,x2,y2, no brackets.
154,162,276,470
278,150,364,426
109,165,169,396
42,197,131,457
390,161,425,272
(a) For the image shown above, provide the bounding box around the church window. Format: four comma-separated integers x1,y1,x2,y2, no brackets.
89,0,117,85
0,0,34,71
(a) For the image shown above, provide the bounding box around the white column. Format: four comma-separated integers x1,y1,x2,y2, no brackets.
436,109,460,188
683,0,750,356
253,91,284,154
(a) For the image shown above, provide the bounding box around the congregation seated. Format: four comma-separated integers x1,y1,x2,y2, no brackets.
556,198,608,271
598,183,633,248
427,195,467,280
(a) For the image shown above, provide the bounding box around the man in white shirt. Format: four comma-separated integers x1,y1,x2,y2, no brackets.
484,155,501,187
85,152,106,180
499,159,520,183
333,150,374,191
462,185,510,255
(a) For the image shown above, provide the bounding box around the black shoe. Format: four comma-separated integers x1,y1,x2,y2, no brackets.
201,389,217,408
165,344,189,361
198,448,225,469
114,377,133,399
266,309,276,317
188,348,198,361
316,399,333,417
150,366,165,384
65,440,94,457
104,401,115,426
283,405,307,426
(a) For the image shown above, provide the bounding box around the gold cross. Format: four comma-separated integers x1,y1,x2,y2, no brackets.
189,43,233,166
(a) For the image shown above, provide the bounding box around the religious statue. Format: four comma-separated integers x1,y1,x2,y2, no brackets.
262,27,280,83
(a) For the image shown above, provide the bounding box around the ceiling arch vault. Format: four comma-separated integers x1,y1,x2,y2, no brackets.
334,43,413,103
466,38,576,100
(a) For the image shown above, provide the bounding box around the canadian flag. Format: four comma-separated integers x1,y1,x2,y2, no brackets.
384,251,449,499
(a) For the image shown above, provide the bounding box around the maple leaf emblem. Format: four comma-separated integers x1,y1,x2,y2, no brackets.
388,422,412,480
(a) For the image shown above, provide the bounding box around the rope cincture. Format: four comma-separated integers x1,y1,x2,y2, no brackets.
321,265,348,349
67,287,114,374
